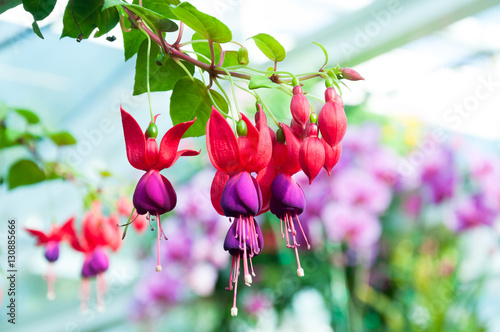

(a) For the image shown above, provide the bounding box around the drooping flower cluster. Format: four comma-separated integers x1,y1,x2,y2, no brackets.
25,202,124,311
204,73,361,315
66,201,122,311
25,218,75,300
120,107,199,271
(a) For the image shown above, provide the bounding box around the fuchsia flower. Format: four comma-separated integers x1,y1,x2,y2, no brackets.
206,105,272,316
269,124,311,276
67,202,122,311
121,106,199,271
25,218,74,300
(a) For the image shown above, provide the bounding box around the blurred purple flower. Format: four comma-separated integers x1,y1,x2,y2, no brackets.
447,194,497,232
402,193,423,219
331,169,392,215
420,146,456,204
322,203,382,251
243,292,273,316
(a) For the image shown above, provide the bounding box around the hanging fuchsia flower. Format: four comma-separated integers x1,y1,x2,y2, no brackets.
121,106,199,272
268,124,311,276
67,202,122,312
25,217,74,300
206,105,272,316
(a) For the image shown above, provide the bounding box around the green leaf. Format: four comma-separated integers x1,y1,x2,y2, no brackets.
249,33,286,62
23,0,57,21
221,50,240,67
48,131,76,146
191,34,239,67
8,159,45,189
170,77,228,137
0,0,22,15
103,0,178,32
248,75,280,90
170,2,231,43
133,39,194,95
31,21,44,39
61,0,119,40
138,0,179,20
122,19,146,61
15,109,40,124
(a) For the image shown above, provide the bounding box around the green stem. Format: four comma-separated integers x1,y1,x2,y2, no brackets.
138,26,154,122
234,83,279,127
197,68,232,119
214,66,241,119
173,58,195,82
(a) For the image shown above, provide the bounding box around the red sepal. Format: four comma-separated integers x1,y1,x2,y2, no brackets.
279,123,302,175
210,170,229,215
121,106,148,171
256,158,276,214
206,107,241,174
156,119,198,170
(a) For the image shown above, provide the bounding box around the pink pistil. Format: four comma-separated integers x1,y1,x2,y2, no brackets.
282,213,310,277
97,273,107,311
80,278,90,312
156,213,162,272
45,262,56,300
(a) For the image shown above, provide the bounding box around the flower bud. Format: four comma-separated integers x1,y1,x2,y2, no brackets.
318,90,346,147
237,47,249,65
290,85,309,127
323,140,342,176
340,68,364,81
299,134,325,184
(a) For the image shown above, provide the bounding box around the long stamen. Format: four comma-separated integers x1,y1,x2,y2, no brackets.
280,217,284,239
249,255,256,277
226,255,235,291
284,216,292,248
80,278,90,312
288,214,304,277
46,262,56,300
250,216,260,255
147,213,154,231
242,217,252,285
156,213,162,272
295,214,311,250
97,273,107,311
231,252,240,317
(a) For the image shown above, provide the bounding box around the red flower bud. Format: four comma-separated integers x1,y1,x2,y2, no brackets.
290,85,309,127
299,124,325,184
318,88,347,147
290,118,307,140
323,140,342,176
340,68,364,81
